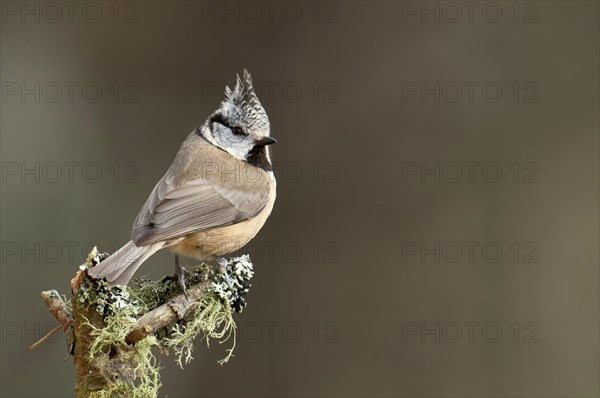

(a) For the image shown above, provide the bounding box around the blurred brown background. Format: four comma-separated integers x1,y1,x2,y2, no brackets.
1,1,598,397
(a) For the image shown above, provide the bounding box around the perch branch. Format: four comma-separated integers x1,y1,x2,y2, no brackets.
36,248,253,398
30,290,73,350
125,277,214,344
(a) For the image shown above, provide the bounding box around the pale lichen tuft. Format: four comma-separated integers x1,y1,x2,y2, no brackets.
72,250,254,397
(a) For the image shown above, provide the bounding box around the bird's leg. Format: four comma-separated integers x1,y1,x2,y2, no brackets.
216,257,228,274
216,258,234,288
174,254,188,299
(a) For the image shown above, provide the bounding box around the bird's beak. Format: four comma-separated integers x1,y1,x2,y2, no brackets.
255,136,277,146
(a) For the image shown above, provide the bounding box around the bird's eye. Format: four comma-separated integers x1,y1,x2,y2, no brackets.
231,126,245,136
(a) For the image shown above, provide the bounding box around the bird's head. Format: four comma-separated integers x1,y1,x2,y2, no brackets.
199,70,275,170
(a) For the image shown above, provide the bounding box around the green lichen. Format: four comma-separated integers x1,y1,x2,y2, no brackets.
76,263,161,398
85,335,161,398
164,292,236,368
73,249,252,397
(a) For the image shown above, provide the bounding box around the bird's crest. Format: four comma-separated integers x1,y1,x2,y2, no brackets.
222,69,270,135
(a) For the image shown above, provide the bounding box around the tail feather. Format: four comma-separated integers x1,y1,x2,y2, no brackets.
88,241,163,286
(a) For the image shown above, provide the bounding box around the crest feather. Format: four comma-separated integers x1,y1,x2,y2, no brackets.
220,70,270,135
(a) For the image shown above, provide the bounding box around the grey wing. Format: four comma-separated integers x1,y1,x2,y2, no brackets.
131,174,269,246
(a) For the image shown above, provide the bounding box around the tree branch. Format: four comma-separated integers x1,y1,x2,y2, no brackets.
36,248,253,398
31,290,73,351
125,277,213,344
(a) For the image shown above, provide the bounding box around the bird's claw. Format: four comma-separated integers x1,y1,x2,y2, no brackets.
217,258,234,288
178,270,188,300
174,255,188,300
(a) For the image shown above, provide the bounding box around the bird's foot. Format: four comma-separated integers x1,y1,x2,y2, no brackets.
174,255,188,300
216,258,234,288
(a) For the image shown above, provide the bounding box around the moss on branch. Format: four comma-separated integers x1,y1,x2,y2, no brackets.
39,247,254,398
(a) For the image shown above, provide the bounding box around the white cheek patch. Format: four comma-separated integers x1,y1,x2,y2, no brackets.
226,145,250,161
205,125,253,161
202,127,220,149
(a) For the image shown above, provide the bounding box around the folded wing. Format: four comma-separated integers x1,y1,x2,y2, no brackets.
131,172,269,246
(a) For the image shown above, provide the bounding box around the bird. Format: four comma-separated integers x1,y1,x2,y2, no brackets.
88,70,277,289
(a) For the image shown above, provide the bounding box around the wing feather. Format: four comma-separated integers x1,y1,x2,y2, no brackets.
131,173,268,246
